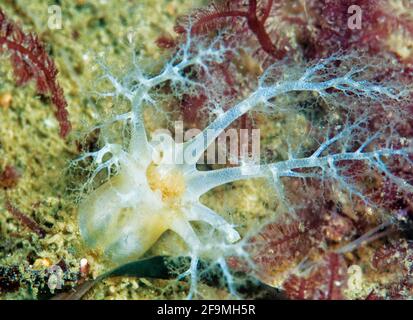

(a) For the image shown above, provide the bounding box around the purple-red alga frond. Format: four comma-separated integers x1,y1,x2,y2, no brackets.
176,0,286,59
367,239,413,299
304,0,413,62
0,9,70,138
4,200,46,238
246,221,312,278
282,253,348,300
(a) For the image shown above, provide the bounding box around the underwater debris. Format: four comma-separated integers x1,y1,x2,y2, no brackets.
0,265,20,293
0,263,80,297
0,9,70,138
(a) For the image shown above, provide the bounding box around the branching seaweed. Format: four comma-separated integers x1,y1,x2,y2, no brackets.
0,9,70,138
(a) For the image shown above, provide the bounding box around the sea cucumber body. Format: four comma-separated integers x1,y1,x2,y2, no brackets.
78,156,172,262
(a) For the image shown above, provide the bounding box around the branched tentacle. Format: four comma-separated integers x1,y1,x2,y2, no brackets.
185,203,241,243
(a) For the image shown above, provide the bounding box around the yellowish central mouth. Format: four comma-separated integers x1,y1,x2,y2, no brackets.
146,162,186,203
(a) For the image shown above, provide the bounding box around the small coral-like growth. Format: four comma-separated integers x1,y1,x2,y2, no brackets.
0,9,70,138
76,17,412,297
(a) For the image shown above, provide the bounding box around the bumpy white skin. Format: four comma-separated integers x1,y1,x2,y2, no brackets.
77,30,412,297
